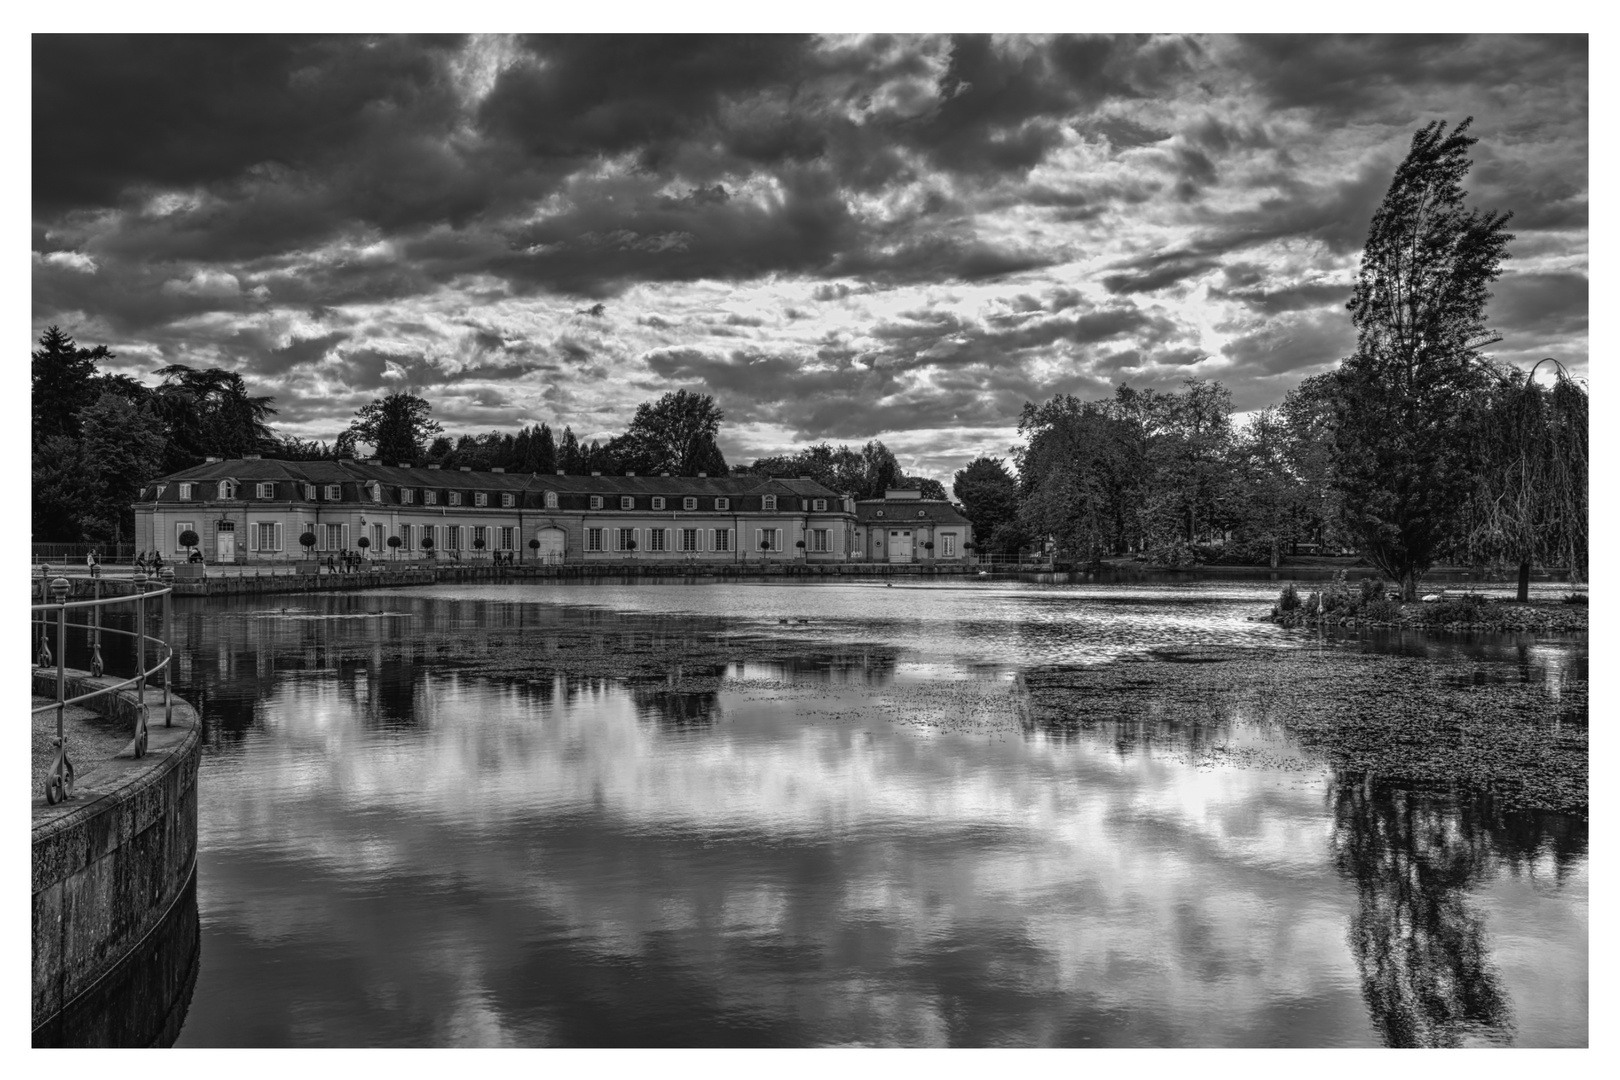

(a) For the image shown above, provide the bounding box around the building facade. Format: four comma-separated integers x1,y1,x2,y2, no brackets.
851,490,975,563
133,457,897,565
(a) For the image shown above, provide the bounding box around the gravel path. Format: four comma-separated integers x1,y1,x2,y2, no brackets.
31,697,135,793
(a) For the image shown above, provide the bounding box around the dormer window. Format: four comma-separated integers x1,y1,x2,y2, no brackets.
475,492,488,507
304,484,316,500
425,491,438,505
813,499,826,512
501,493,514,508
715,498,730,511
218,480,235,499
762,495,777,511
369,482,382,503
620,496,634,510
401,488,415,504
325,484,341,501
683,497,697,511
876,510,885,517
178,483,193,501
918,510,926,518
257,482,275,499
590,496,603,509
652,497,665,510
449,492,462,506
545,491,558,509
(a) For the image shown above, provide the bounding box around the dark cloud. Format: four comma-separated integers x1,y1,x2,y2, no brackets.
1489,271,1589,341
1102,252,1221,295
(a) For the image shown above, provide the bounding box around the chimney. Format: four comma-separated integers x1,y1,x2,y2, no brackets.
459,466,472,471
697,471,707,478
492,467,505,473
591,470,601,476
428,464,441,470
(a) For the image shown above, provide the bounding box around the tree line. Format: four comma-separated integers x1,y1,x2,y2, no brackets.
952,117,1586,600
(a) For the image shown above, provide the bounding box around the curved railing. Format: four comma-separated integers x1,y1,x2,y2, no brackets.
31,568,175,806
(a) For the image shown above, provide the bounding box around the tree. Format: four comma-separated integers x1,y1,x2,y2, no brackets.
387,535,402,560
1333,117,1514,599
356,536,371,560
299,531,317,558
346,392,442,464
901,475,948,500
178,529,200,558
558,427,583,473
1015,395,1125,565
150,364,278,470
1228,407,1305,567
32,326,111,446
953,456,1019,551
76,393,168,547
1448,361,1587,598
616,389,730,476
421,535,435,557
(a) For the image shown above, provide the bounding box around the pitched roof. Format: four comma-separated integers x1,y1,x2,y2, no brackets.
854,498,971,526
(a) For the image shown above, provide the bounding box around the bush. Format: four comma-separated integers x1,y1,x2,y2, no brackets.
1321,570,1356,614
1564,591,1589,606
1275,583,1301,614
1429,592,1489,623
1304,590,1321,616
1149,539,1200,567
1362,597,1402,622
1359,576,1383,602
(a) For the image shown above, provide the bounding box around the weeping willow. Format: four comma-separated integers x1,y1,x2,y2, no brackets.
1449,360,1587,598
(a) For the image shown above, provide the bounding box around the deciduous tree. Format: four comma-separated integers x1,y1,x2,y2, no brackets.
346,392,442,464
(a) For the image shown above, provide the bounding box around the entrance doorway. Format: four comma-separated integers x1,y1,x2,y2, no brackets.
535,527,566,564
215,521,236,563
888,529,912,563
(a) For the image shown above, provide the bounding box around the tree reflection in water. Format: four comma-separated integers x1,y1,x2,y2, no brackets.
1329,777,1585,1046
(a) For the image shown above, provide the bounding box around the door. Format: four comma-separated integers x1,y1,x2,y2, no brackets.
536,527,566,564
216,522,236,563
889,529,912,563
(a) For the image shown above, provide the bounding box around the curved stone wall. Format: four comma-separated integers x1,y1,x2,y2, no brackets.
31,672,202,1035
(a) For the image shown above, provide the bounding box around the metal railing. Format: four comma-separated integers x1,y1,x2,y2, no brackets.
31,566,175,806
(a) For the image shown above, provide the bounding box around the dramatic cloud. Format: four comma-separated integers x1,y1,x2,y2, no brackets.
32,33,1588,483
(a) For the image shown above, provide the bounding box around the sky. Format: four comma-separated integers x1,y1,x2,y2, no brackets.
30,33,1589,484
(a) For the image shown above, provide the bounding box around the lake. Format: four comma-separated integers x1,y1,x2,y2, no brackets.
92,580,1593,1046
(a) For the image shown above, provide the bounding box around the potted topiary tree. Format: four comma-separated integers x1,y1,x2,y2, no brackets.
760,535,772,562
387,535,402,563
297,531,320,575
624,536,637,560
175,529,207,579
528,538,540,563
923,540,935,561
356,535,371,571
795,538,807,559
421,535,435,560
473,536,486,560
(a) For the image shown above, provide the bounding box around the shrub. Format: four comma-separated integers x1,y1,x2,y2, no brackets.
1564,591,1589,606
1429,592,1489,623
1362,597,1402,622
1359,576,1383,602
1304,591,1321,616
1321,570,1355,613
1275,583,1301,613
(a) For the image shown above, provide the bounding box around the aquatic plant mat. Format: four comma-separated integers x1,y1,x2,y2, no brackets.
1022,643,1586,818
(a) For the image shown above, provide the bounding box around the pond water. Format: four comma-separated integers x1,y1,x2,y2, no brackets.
112,581,1587,1046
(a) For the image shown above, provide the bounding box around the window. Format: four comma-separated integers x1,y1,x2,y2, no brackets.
325,484,341,501
257,482,275,499
876,510,885,518
175,522,195,552
651,497,665,510
545,491,558,509
446,525,461,550
649,528,666,552
449,492,462,506
252,522,275,551
304,484,317,500
178,483,193,501
372,523,385,551
475,492,488,507
681,528,699,552
683,497,697,511
401,488,415,504
620,496,634,510
400,524,413,549
617,527,635,551
587,527,604,552
425,490,438,505
474,525,487,547
942,534,956,556
756,528,781,551
324,523,344,550
501,493,514,508
714,528,731,552
811,529,829,552
715,497,730,511
813,499,826,512
918,510,926,518
590,496,603,509
218,480,235,499
500,526,515,550
762,495,776,511
369,483,382,503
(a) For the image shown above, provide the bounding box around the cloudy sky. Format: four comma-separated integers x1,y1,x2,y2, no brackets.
31,33,1588,482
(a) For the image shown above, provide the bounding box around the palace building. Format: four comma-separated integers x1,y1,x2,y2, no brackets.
132,457,974,565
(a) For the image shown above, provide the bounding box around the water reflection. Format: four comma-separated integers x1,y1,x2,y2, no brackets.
149,584,1584,1047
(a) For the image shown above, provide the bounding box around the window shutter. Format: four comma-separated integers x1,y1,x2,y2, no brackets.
341,524,350,549
274,523,284,552
708,529,714,551
248,523,259,551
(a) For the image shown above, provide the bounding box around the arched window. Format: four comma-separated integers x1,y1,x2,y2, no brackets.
217,480,234,499
544,490,558,509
